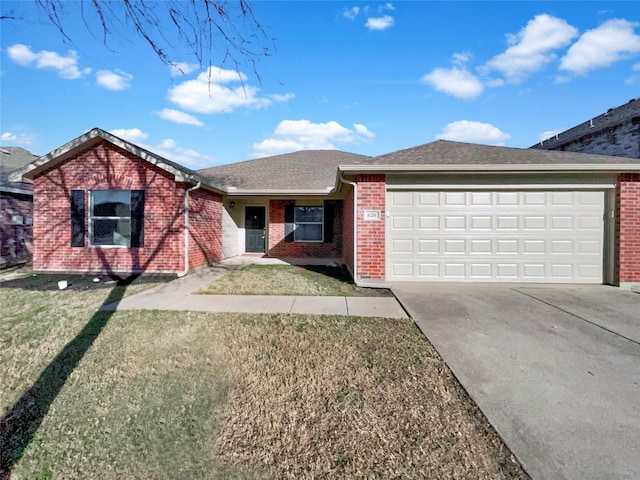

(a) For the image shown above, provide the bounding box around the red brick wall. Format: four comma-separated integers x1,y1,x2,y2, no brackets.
188,187,223,268
32,141,195,274
1,191,33,267
618,173,640,284
355,174,385,281
267,199,342,258
342,188,354,274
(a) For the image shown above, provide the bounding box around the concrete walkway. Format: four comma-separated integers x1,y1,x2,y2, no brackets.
102,257,407,319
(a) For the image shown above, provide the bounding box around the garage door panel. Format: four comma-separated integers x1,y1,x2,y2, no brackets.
418,192,439,206
387,190,604,283
419,215,439,229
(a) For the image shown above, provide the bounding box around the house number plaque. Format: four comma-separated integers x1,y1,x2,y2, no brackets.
363,210,381,221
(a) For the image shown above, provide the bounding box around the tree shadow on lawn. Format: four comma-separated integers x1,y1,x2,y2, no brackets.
0,274,161,479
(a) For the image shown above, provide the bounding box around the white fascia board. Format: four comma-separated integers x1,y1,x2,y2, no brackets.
338,163,640,173
387,183,617,190
0,186,33,195
224,187,334,196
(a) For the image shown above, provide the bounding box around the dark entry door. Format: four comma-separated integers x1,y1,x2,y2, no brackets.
245,206,266,253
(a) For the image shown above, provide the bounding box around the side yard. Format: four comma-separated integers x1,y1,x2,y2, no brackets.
1,271,527,479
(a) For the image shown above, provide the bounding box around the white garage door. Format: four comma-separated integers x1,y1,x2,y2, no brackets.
387,190,604,283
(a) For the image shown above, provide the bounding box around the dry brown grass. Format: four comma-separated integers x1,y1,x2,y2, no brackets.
197,264,392,297
1,274,528,479
214,315,526,479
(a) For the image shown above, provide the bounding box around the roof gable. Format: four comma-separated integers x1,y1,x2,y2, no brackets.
9,128,204,185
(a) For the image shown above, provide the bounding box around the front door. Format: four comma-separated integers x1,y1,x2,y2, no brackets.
245,206,266,253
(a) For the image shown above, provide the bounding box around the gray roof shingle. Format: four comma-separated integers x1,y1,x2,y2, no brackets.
198,150,372,191
367,140,640,166
1,146,38,193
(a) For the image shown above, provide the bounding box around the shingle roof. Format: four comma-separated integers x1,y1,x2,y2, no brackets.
198,150,372,191
530,97,640,153
366,140,640,167
1,146,38,193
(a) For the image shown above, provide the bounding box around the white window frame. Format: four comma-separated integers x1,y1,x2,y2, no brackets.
88,190,132,248
294,205,324,242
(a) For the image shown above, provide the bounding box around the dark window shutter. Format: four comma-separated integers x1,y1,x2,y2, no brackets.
130,190,145,248
70,190,85,247
284,203,295,243
323,201,334,243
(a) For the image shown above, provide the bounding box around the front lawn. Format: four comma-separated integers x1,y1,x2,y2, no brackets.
196,263,393,296
1,274,527,479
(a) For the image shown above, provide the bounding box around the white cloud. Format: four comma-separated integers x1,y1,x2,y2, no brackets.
366,15,394,31
537,129,565,143
169,62,200,76
149,139,216,168
0,132,33,146
158,108,204,127
96,69,133,90
109,128,215,168
633,62,640,71
6,43,91,79
343,6,360,20
110,128,149,143
436,120,510,145
421,67,483,99
452,51,472,66
251,119,375,157
485,14,578,81
560,19,640,75
354,124,375,138
167,66,293,114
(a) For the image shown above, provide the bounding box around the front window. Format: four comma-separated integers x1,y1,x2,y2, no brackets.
90,190,131,246
294,206,323,242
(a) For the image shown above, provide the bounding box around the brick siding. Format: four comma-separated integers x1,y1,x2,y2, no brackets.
1,191,33,267
618,173,640,284
355,174,385,281
267,199,342,258
188,187,223,268
32,141,222,274
342,189,354,273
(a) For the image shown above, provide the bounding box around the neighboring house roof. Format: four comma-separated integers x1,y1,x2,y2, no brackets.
530,97,640,156
198,150,372,193
339,140,640,173
9,128,210,187
1,146,38,195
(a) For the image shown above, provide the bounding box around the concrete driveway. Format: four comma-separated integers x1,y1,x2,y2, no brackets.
392,284,640,480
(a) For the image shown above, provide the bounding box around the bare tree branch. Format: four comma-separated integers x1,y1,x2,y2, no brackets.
21,0,274,80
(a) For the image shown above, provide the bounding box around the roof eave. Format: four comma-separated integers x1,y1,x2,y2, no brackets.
224,187,334,196
0,185,33,195
338,163,640,173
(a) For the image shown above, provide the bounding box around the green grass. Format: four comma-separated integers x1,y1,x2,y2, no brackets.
196,263,393,297
1,273,528,479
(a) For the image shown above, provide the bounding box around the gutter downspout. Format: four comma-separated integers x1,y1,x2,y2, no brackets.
339,174,358,285
177,181,201,277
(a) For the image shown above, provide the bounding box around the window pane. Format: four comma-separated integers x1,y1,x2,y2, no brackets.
295,224,322,241
92,219,131,246
93,190,131,217
294,206,323,223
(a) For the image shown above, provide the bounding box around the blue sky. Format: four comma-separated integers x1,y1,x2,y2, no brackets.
1,1,639,168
